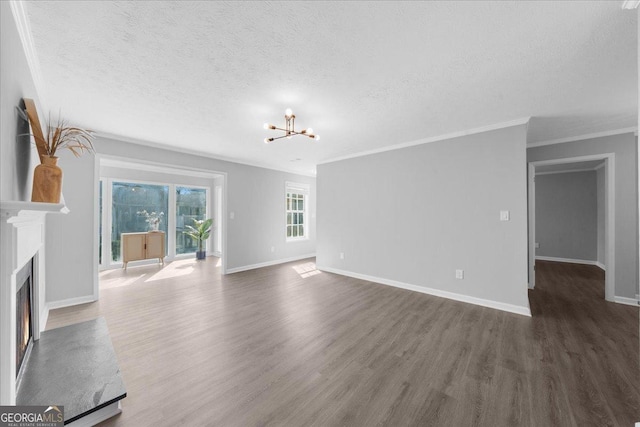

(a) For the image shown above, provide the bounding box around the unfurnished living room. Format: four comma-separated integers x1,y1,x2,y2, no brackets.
1,1,639,426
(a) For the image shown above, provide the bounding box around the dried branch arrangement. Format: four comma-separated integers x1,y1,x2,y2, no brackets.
39,113,95,157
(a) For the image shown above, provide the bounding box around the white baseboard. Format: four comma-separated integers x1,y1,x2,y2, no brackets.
317,265,531,317
226,253,316,274
535,256,600,268
47,295,97,310
613,296,640,307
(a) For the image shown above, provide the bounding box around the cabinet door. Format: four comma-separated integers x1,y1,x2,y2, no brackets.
146,232,165,259
122,234,146,262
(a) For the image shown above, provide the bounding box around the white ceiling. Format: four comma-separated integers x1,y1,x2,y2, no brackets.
23,1,637,175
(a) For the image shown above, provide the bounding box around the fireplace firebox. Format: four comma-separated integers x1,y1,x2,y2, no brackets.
15,259,33,378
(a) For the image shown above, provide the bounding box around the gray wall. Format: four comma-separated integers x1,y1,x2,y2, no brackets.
528,133,639,299
0,1,40,201
317,124,530,311
535,171,597,261
45,135,316,302
596,166,605,267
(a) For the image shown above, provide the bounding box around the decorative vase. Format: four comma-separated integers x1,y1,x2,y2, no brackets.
31,155,62,203
149,222,159,232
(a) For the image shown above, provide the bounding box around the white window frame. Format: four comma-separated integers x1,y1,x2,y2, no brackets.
285,182,310,242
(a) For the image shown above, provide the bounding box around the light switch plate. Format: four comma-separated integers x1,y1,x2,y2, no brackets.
500,210,510,221
455,269,464,279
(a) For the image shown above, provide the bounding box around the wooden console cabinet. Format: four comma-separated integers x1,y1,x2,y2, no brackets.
121,231,165,270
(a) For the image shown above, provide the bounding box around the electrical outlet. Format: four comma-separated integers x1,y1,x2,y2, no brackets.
535,242,540,249
455,269,464,279
339,252,345,260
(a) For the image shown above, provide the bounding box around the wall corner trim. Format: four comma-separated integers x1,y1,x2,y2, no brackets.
226,253,316,274
527,127,638,149
318,117,530,166
316,265,532,317
9,0,47,110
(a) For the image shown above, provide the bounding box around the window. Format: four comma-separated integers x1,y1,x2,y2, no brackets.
100,177,213,268
176,187,207,254
286,182,309,241
111,182,169,261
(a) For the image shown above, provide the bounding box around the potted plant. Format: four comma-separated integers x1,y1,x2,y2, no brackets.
183,218,213,260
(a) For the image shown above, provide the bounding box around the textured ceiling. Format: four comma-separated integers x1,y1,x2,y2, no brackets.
24,1,637,175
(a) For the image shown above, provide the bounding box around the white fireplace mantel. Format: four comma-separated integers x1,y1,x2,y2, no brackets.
1,200,69,219
0,200,68,405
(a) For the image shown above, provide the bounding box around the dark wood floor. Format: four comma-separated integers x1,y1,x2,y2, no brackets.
46,258,639,426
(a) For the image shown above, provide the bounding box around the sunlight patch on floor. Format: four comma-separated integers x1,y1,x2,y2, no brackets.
145,258,196,282
292,262,321,278
100,273,146,290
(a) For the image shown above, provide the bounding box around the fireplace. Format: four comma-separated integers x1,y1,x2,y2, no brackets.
15,258,33,378
1,200,68,405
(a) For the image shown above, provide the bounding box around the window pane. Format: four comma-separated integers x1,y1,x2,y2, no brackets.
287,226,292,237
176,187,207,255
292,226,298,237
298,198,304,211
287,197,291,210
111,182,169,261
299,212,304,225
287,213,292,225
299,225,304,237
293,213,298,225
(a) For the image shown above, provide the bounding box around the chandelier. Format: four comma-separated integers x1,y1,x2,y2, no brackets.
263,108,320,144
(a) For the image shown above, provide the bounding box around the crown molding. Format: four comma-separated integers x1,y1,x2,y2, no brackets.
527,127,638,149
9,1,47,111
622,0,640,9
95,131,317,178
318,117,531,165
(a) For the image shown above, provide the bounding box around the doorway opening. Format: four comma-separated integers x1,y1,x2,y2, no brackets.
528,154,615,302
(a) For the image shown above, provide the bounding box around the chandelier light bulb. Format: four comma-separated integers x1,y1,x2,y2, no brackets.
263,110,318,144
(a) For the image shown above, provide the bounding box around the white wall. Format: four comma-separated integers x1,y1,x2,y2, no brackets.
535,171,597,262
0,1,40,202
528,133,639,299
316,124,530,315
44,135,316,303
